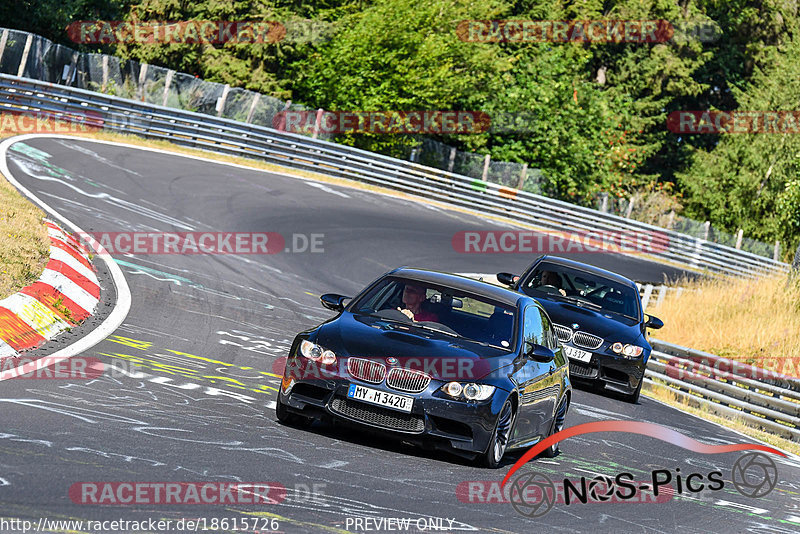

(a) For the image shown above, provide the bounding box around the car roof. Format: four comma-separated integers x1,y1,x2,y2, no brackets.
531,255,638,288
389,268,525,307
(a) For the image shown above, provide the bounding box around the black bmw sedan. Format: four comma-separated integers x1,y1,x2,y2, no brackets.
497,255,663,403
276,268,571,467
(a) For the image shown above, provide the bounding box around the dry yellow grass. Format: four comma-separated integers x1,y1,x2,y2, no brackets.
652,274,800,369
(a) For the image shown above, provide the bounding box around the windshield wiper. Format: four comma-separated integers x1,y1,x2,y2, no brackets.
559,295,602,310
413,323,458,337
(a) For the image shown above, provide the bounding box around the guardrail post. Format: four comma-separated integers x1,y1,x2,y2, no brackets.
101,55,109,92
409,148,418,162
774,240,781,261
162,69,174,107
447,147,456,173
16,33,33,77
137,63,148,100
245,93,260,123
312,108,323,138
702,221,710,241
666,210,675,229
0,30,8,65
63,52,78,85
655,284,667,308
793,242,800,274
735,229,743,249
516,163,528,189
641,284,654,309
481,154,490,181
624,197,635,218
216,84,230,117
600,193,608,213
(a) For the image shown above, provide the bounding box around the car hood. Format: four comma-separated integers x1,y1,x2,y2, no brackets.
535,297,644,343
313,313,513,381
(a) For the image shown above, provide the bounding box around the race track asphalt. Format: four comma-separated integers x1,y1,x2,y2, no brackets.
1,136,798,534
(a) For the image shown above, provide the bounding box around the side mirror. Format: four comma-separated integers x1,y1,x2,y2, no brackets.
320,293,350,312
524,342,555,363
644,315,664,330
497,272,518,287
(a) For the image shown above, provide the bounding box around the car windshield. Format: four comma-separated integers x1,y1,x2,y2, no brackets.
521,262,641,320
350,277,517,351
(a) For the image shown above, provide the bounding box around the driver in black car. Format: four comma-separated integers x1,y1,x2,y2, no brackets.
397,284,439,322
539,270,567,296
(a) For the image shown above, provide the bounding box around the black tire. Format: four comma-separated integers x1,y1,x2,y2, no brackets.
541,397,568,458
625,380,643,404
479,399,516,468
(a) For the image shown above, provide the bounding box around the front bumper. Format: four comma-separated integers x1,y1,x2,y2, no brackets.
565,345,646,395
279,357,509,457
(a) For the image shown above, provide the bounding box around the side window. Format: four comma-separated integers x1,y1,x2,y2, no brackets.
537,308,556,350
523,306,544,346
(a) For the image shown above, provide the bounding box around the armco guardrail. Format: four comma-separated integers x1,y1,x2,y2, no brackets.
645,339,800,441
0,74,790,277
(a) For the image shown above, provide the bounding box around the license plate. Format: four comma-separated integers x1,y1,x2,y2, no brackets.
564,345,592,363
347,384,414,413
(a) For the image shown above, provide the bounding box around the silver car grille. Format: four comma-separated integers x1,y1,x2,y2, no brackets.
386,368,431,393
347,357,386,384
553,324,604,350
572,331,604,350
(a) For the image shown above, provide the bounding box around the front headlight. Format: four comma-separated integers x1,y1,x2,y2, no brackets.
441,382,495,401
300,340,337,365
611,342,644,358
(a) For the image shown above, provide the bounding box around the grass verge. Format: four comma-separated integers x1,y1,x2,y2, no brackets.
0,121,48,298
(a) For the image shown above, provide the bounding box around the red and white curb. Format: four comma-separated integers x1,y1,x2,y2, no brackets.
0,134,131,380
0,220,100,358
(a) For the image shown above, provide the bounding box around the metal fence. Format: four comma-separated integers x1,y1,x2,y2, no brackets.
646,339,800,441
0,27,329,139
600,194,779,260
0,74,790,278
412,138,547,194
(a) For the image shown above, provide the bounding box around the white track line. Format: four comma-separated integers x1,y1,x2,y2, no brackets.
0,134,131,381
